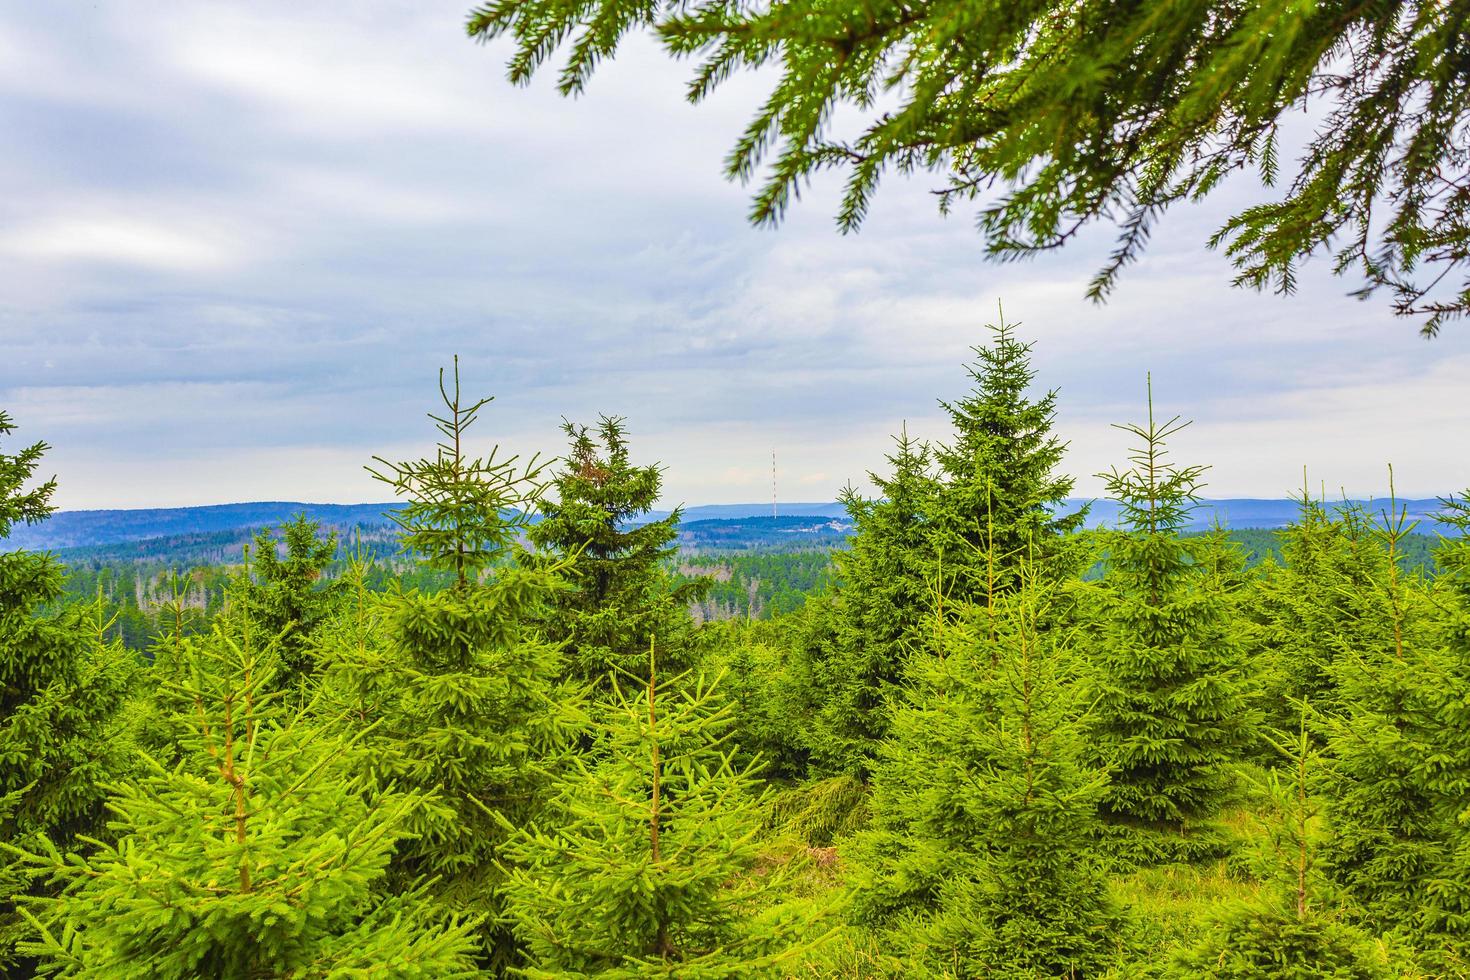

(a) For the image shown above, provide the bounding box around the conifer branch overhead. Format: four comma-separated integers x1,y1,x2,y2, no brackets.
469,0,1470,335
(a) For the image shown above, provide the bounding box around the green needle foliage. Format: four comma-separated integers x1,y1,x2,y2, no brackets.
368,355,546,589
522,416,707,687
237,514,340,687
817,425,937,779
848,560,1121,977
15,327,1470,972
330,361,582,966
1168,711,1397,979
8,618,480,979
0,412,55,535
0,413,138,973
469,1,1470,335
499,649,815,977
1085,379,1255,863
928,311,1087,601
1323,485,1470,966
1246,483,1392,734
816,316,1082,779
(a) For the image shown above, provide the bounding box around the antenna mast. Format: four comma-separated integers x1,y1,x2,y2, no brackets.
771,449,777,519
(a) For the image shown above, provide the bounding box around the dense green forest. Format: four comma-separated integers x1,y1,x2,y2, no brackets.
54,526,1446,651
4,326,1470,978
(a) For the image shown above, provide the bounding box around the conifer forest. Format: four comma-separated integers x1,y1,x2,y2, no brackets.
3,319,1470,978
5,1,1470,977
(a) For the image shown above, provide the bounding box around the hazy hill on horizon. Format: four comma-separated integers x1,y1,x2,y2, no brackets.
2,496,1462,555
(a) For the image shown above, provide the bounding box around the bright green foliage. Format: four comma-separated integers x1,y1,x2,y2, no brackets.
1084,382,1254,862
1167,907,1399,980
1323,489,1470,962
0,412,55,537
0,415,138,972
522,416,706,686
238,514,340,686
928,312,1086,602
698,617,814,782
1246,487,1393,733
368,355,547,589
1168,714,1396,979
1434,490,1470,649
327,362,581,966
816,426,937,779
499,653,814,977
817,318,1083,779
8,619,480,978
470,1,1470,335
848,566,1121,977
351,574,577,889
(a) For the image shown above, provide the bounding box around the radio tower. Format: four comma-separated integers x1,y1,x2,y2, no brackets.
771,449,777,519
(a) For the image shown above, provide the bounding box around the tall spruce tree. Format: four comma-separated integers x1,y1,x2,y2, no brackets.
928,311,1087,602
498,647,817,977
815,426,938,779
1084,379,1255,863
8,617,480,979
328,359,581,967
521,416,706,687
846,559,1120,977
817,316,1084,780
237,514,339,687
0,412,138,973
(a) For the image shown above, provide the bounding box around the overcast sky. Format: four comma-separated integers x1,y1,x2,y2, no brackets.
1,1,1466,511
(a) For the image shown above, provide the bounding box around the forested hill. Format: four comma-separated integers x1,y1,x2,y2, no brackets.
0,500,849,552
3,496,1458,554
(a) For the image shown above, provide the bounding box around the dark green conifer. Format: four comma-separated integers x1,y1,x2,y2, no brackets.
1084,380,1255,863
0,412,138,972
238,513,339,686
815,425,937,778
928,311,1086,602
818,315,1084,780
522,416,706,687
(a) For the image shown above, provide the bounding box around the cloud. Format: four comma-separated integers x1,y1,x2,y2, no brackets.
0,216,239,271
0,1,1466,511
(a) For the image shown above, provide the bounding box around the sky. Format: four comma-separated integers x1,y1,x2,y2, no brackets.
1,1,1466,511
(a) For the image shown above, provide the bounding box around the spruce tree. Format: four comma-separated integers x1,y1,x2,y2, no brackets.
521,416,706,687
237,513,339,687
327,358,581,966
815,425,937,779
1084,379,1254,863
847,560,1121,977
0,412,138,973
1245,483,1384,734
928,311,1087,603
8,618,480,978
498,646,815,977
1322,485,1470,964
1168,711,1397,979
817,316,1084,780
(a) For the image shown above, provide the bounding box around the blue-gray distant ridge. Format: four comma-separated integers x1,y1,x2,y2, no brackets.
1,497,1459,553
